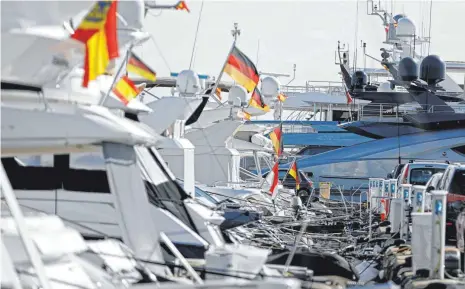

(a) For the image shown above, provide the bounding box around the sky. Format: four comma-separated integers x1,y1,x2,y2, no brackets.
135,0,465,87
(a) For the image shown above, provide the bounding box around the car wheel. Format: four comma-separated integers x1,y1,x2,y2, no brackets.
297,189,309,197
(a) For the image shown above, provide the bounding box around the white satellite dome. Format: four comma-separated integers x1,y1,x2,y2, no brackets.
228,85,248,106
261,76,281,99
396,17,416,39
378,82,393,92
176,70,201,96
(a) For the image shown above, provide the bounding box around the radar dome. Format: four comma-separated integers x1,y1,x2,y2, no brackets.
398,57,418,82
228,85,248,106
378,82,393,92
420,55,446,85
261,76,280,99
393,14,406,23
396,17,416,39
351,71,367,89
176,70,201,96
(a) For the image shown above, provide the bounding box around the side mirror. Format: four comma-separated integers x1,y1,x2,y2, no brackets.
308,172,314,178
387,173,393,179
426,186,434,192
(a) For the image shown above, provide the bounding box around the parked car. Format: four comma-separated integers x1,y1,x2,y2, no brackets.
263,168,313,197
434,163,465,243
387,163,405,179
397,161,448,187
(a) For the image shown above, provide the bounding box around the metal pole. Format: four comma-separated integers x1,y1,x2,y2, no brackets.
99,44,132,106
159,232,203,284
0,164,52,289
210,23,240,105
284,221,308,274
253,151,263,182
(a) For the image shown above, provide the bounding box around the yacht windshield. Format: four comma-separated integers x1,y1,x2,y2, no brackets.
176,179,219,206
136,147,198,232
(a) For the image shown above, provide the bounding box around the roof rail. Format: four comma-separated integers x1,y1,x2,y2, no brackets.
407,159,451,164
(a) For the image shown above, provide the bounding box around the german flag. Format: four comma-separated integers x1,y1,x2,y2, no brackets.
277,93,288,102
175,1,190,12
71,0,119,87
269,123,283,156
224,46,260,93
112,76,139,105
127,52,157,81
268,161,280,199
288,161,300,190
249,87,270,112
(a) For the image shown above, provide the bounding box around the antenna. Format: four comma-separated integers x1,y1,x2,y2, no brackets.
256,38,260,66
231,22,241,42
427,0,433,55
285,64,297,86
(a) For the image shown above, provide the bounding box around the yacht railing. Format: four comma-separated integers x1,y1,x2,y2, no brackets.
358,103,465,121
281,81,345,95
281,80,411,95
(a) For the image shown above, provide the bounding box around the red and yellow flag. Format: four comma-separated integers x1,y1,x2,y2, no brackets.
269,124,283,156
346,90,353,104
288,161,300,190
71,0,119,87
112,76,139,105
268,161,280,199
175,1,190,12
215,87,222,100
277,93,288,102
224,46,260,93
237,109,251,121
249,87,270,112
127,52,157,81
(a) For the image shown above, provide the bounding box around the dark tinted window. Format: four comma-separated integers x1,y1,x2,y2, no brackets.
298,146,341,156
410,168,445,185
450,170,465,196
393,164,405,178
452,145,465,156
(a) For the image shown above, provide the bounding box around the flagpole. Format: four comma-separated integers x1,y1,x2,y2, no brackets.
99,43,132,106
210,22,241,105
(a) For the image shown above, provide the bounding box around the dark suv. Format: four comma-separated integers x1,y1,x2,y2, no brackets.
263,168,313,197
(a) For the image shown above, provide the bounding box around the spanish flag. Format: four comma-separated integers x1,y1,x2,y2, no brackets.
268,161,280,199
71,0,119,87
288,161,300,190
127,52,157,81
269,123,283,156
175,1,190,12
224,46,260,93
112,76,139,105
249,87,270,112
277,93,288,102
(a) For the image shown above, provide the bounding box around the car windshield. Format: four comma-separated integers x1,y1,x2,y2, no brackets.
410,168,446,185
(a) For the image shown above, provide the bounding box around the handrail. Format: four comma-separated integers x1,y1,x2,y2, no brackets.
358,103,465,121
0,163,52,289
